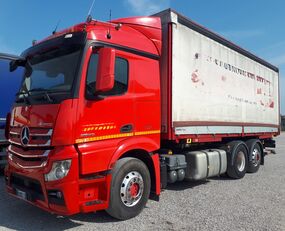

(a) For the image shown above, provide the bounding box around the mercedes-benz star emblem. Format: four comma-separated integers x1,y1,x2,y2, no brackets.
21,126,30,146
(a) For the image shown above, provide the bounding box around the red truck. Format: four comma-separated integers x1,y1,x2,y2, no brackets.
4,9,279,220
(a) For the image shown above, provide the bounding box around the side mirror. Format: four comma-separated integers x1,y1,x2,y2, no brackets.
96,47,115,93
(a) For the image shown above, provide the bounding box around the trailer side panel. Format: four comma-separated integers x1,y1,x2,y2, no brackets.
169,13,279,136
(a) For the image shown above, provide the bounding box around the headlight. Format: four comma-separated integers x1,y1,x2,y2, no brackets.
45,159,72,182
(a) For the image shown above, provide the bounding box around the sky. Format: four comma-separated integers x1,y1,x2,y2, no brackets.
0,0,284,114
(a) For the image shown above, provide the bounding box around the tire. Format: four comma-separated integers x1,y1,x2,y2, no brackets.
246,139,262,173
106,157,151,220
226,141,248,179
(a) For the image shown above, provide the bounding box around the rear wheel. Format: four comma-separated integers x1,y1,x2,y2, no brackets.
246,139,262,173
226,141,248,179
106,157,150,220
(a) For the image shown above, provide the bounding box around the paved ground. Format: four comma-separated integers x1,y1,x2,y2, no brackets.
0,133,284,231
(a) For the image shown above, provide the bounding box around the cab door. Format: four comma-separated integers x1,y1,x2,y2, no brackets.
76,48,135,174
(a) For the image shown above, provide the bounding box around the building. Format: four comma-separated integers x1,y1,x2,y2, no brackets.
281,115,285,131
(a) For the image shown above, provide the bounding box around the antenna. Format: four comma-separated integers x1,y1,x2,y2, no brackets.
107,9,112,39
86,0,96,22
52,20,61,35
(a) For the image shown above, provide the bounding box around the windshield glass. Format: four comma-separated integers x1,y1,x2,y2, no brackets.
20,47,81,94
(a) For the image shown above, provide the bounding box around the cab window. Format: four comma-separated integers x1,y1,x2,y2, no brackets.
86,52,128,98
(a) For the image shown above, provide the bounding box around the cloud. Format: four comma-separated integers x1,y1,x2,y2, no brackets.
220,29,264,40
125,0,170,15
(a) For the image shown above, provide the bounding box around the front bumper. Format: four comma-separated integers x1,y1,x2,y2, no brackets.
5,145,111,216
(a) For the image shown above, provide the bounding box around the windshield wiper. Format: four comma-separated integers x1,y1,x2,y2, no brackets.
29,88,54,103
29,88,49,93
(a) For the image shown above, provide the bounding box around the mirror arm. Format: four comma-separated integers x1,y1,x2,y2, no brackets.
10,58,27,72
94,94,106,100
86,92,106,101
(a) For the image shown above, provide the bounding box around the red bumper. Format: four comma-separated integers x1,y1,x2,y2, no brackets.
5,145,111,216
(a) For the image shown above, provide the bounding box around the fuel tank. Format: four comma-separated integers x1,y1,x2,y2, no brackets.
184,149,227,180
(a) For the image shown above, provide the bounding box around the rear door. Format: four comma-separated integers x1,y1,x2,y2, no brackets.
0,53,24,141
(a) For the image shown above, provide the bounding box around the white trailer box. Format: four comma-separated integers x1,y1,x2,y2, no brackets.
156,9,280,136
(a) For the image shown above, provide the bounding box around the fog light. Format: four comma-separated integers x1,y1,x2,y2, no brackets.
56,191,63,199
45,160,71,182
47,190,65,205
48,190,63,198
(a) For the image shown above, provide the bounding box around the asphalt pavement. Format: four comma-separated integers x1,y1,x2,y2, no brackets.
0,133,284,231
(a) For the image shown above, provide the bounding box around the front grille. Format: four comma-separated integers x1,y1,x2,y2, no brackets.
10,173,45,201
9,154,48,169
9,127,53,148
8,126,52,168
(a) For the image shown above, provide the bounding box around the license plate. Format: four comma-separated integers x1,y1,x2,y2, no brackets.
15,189,27,200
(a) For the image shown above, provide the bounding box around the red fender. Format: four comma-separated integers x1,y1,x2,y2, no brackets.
108,135,159,168
108,135,161,195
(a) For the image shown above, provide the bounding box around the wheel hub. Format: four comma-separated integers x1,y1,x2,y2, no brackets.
130,183,139,197
236,151,246,172
251,148,261,167
120,171,144,207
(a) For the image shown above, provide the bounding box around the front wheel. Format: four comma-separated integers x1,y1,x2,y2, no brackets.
106,157,151,220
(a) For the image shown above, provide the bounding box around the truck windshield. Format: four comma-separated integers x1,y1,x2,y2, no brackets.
19,47,81,97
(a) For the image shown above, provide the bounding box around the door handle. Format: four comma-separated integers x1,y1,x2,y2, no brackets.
120,124,133,133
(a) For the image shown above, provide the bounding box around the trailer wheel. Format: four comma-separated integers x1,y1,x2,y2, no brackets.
246,139,262,173
106,157,150,220
226,141,248,179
